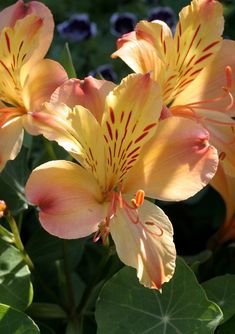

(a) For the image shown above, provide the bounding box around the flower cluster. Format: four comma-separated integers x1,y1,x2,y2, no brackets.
0,0,234,290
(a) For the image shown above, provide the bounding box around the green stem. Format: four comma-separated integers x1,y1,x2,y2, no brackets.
77,249,112,317
62,240,76,318
6,211,35,271
43,138,57,160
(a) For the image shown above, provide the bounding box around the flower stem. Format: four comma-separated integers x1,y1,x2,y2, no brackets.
6,211,35,271
62,240,77,318
43,138,57,160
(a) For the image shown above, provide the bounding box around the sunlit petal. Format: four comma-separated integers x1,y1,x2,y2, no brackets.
123,117,218,201
25,160,107,239
110,197,176,289
0,117,23,171
172,40,235,116
102,73,162,188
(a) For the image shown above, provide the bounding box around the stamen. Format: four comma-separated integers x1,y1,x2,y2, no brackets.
93,190,164,245
131,190,145,208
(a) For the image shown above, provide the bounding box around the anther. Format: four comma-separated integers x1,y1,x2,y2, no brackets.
131,190,145,208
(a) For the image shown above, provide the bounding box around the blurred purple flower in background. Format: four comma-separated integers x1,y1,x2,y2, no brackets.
89,64,117,82
110,12,137,36
147,7,176,30
57,14,97,42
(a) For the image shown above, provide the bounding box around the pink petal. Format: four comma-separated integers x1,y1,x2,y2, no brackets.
110,196,176,289
50,76,115,123
25,160,107,239
22,59,68,114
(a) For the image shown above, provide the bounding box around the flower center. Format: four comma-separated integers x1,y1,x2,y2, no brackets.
93,189,163,246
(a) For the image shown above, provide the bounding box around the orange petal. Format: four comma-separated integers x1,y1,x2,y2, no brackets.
110,196,176,289
25,160,107,239
0,116,23,171
102,73,162,188
173,40,235,116
22,59,68,113
123,116,219,201
50,76,115,123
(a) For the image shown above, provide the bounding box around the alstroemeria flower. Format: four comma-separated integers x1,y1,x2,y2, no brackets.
0,0,68,171
25,74,218,289
112,0,235,226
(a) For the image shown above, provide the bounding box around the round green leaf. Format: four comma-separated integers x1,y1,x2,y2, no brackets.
216,314,235,334
96,257,222,334
0,239,33,310
202,274,235,323
0,303,39,333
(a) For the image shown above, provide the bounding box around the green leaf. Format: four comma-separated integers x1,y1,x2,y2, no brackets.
202,274,235,323
0,303,39,333
0,239,33,311
216,314,235,334
60,42,77,78
0,148,29,214
96,257,223,334
26,227,85,269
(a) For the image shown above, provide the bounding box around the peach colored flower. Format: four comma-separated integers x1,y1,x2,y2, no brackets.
112,0,235,233
0,0,67,171
25,74,218,289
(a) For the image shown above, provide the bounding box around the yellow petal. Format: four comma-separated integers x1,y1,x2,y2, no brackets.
0,116,23,171
171,0,224,101
22,59,68,112
0,15,44,107
25,160,107,239
110,197,176,289
31,103,107,190
102,73,162,189
50,76,115,123
123,117,219,201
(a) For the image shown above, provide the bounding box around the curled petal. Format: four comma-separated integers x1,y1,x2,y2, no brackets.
50,76,115,123
0,117,23,171
112,31,162,80
25,160,107,239
110,197,176,289
123,117,219,201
